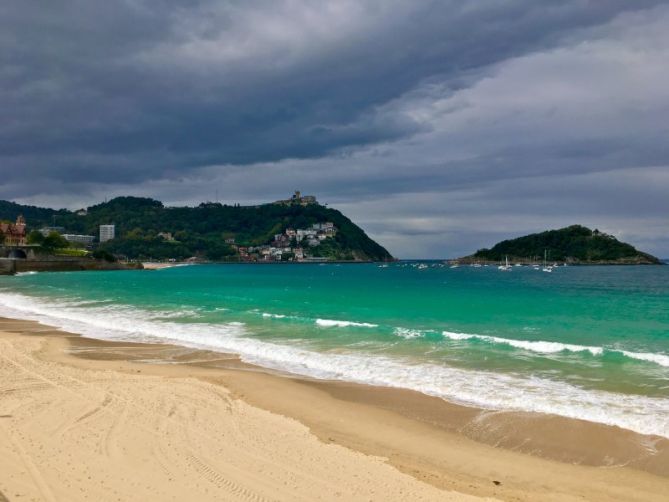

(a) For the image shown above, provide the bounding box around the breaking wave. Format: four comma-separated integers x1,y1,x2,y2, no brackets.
442,331,669,367
0,291,668,438
316,319,378,328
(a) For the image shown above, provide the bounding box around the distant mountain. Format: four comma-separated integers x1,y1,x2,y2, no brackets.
0,196,393,262
463,225,661,264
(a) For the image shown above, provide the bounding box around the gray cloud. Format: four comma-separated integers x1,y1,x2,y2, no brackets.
2,1,669,257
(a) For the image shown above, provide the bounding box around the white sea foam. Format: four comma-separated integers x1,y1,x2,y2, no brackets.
316,319,378,328
621,350,669,368
393,327,423,339
151,309,202,319
1,291,669,438
262,312,287,319
0,292,233,344
442,330,669,367
442,331,603,355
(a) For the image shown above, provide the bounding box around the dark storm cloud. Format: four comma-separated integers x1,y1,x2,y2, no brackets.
2,1,669,257
1,1,664,183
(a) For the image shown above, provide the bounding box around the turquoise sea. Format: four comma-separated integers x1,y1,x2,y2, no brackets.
1,263,668,436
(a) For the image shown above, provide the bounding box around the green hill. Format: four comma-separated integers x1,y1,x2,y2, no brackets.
467,225,660,264
0,196,393,262
0,199,69,223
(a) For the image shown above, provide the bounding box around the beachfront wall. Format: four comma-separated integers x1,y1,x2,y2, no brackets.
0,259,16,275
0,257,142,275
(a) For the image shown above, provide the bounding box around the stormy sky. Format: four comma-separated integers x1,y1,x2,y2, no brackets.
2,1,668,258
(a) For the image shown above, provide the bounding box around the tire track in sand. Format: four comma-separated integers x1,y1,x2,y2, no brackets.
0,418,56,502
102,398,130,458
184,452,271,502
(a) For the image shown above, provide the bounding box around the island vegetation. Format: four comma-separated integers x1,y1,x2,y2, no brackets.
0,196,393,262
464,225,661,264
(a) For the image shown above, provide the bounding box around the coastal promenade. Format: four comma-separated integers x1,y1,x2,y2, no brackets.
0,256,140,275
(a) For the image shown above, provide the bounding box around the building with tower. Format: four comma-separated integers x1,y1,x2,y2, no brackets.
0,215,27,246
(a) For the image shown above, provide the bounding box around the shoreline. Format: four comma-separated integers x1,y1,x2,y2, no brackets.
141,260,382,268
1,316,668,500
449,259,664,266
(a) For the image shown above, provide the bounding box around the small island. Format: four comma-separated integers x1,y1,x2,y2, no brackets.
459,225,661,265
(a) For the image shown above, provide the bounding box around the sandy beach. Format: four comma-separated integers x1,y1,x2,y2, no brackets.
1,317,668,501
140,262,180,270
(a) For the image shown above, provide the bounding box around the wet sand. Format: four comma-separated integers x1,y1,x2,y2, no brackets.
1,317,668,500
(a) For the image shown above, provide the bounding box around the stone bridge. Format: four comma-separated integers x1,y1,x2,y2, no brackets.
0,245,39,260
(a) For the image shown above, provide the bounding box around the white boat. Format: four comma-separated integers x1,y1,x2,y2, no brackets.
498,255,512,271
542,250,553,272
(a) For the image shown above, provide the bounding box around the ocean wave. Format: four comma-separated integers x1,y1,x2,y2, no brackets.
0,292,243,345
393,327,423,339
442,331,603,355
442,330,669,367
620,350,669,368
150,308,202,319
262,312,287,319
316,319,378,328
1,291,668,438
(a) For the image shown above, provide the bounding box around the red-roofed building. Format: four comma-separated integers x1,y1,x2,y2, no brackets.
0,215,27,246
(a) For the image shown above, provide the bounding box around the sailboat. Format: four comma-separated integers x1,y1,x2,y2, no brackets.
498,255,512,271
542,249,553,273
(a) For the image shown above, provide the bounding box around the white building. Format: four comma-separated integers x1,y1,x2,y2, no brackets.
99,224,115,242
296,229,317,241
62,234,95,245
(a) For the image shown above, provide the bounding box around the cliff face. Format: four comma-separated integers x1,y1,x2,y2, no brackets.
465,225,661,264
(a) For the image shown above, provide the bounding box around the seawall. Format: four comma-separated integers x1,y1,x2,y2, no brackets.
0,257,142,275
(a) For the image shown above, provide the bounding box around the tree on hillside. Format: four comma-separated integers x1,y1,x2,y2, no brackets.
27,230,45,245
41,232,70,251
